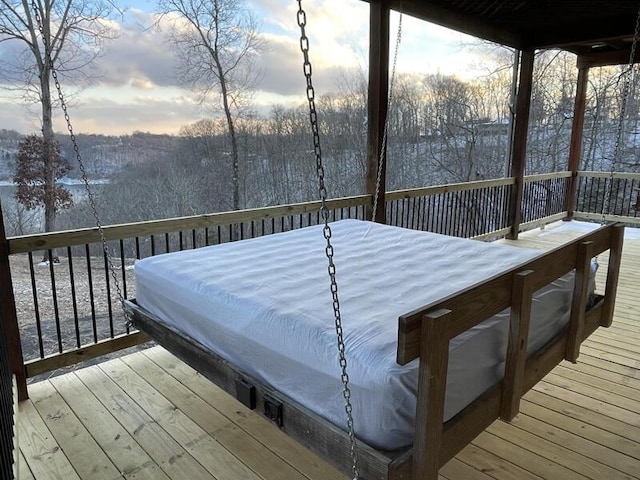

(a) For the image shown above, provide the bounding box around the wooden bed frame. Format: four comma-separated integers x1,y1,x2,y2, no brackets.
124,222,624,480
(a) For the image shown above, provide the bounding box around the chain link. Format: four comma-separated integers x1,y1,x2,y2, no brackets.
602,4,640,225
371,11,403,221
296,2,361,478
31,1,132,328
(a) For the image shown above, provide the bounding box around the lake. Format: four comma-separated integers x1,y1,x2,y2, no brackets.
0,180,109,233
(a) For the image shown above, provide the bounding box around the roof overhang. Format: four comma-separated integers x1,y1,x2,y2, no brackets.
363,0,640,65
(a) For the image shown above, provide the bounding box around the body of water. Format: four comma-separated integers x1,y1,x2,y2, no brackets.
1,180,109,234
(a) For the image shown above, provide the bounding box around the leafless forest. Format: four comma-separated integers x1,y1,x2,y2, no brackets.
1,50,640,237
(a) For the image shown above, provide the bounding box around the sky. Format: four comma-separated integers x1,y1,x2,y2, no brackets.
0,0,494,136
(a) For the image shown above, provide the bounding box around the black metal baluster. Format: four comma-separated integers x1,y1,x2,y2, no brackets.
104,250,114,338
86,245,97,344
67,247,80,348
47,250,63,353
28,252,44,358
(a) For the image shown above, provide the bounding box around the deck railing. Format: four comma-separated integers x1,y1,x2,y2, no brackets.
385,178,514,238
575,171,640,225
4,170,631,379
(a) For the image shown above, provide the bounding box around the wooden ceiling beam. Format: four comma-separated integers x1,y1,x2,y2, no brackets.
577,47,640,68
524,30,635,51
383,0,521,48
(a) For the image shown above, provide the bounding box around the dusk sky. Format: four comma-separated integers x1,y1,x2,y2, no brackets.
0,0,490,136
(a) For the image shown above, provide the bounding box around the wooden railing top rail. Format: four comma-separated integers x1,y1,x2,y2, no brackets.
385,177,515,202
577,171,640,180
8,195,370,254
574,212,640,226
523,171,572,182
397,222,619,365
385,172,571,203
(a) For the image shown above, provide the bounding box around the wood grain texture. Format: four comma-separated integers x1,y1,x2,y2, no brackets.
8,195,370,253
29,380,120,480
17,400,81,480
501,270,533,421
398,223,614,365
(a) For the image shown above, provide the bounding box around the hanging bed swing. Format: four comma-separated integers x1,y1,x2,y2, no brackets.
39,1,630,479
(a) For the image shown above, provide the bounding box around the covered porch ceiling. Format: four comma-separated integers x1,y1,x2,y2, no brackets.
366,0,640,66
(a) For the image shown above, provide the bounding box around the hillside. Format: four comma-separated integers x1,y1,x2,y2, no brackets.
0,130,177,181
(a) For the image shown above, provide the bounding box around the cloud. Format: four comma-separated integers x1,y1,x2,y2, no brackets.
95,12,179,90
0,0,497,135
68,93,206,135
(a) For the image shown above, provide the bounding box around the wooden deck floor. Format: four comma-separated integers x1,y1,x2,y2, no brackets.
16,222,640,480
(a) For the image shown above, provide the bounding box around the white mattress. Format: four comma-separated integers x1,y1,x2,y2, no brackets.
135,219,589,450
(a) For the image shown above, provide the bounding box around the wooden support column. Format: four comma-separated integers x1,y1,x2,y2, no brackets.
365,0,390,223
566,67,590,220
507,49,535,240
0,199,27,400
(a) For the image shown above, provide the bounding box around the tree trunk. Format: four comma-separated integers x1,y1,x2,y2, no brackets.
40,66,56,235
216,57,240,240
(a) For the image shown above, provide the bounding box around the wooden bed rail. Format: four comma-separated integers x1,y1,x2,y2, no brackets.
396,222,624,480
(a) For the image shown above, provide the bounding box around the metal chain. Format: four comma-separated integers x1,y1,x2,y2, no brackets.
371,11,403,220
602,4,640,225
296,2,361,479
31,1,132,327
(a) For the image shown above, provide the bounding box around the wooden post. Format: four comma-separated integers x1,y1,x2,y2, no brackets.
500,270,533,421
566,241,593,362
507,49,535,240
565,67,590,220
0,199,27,400
365,0,390,223
412,308,450,480
601,224,624,327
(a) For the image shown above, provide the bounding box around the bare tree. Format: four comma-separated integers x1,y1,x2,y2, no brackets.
0,0,117,232
157,0,263,218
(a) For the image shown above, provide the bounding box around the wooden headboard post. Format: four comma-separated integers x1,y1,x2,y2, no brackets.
601,223,624,327
500,269,534,421
566,241,594,363
412,308,451,480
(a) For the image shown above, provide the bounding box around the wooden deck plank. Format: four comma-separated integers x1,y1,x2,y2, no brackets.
490,414,638,479
74,365,217,480
519,399,640,461
118,352,311,480
28,380,121,480
99,357,263,480
533,380,640,428
471,431,587,480
18,400,81,480
524,389,640,444
143,346,348,480
571,354,640,382
49,371,171,480
455,443,544,480
19,450,36,480
552,364,640,401
440,458,496,479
